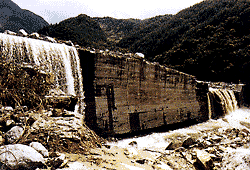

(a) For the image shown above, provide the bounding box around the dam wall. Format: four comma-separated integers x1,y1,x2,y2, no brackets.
0,32,244,137
79,49,201,135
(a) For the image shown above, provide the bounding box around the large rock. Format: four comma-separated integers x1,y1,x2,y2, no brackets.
29,142,49,158
18,29,28,37
0,106,14,113
27,114,102,154
5,126,24,144
165,140,183,150
0,144,46,169
29,32,40,39
4,30,17,36
182,137,197,148
194,149,213,170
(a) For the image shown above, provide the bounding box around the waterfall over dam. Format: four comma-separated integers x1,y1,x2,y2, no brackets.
0,33,84,113
208,87,238,119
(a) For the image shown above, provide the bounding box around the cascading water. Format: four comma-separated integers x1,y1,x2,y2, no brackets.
208,87,238,118
0,33,84,113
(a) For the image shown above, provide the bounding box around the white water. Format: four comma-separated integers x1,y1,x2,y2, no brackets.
110,109,250,146
108,108,250,168
0,33,84,112
209,87,238,115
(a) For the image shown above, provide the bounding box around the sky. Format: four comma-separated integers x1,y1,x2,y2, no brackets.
12,0,204,24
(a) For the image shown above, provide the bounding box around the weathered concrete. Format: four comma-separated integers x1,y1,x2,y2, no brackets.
79,49,201,135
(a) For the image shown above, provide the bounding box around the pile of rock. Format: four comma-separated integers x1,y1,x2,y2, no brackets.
78,123,250,170
0,105,103,169
148,127,250,169
0,142,72,169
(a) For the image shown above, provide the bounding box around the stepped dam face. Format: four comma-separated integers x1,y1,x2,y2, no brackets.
0,33,245,136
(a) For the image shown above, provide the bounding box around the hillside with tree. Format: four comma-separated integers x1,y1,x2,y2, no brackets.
38,14,107,48
0,0,49,33
37,0,250,84
118,0,250,83
93,17,142,43
93,15,173,44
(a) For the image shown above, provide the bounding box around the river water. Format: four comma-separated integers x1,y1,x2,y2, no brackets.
106,108,250,169
109,109,250,147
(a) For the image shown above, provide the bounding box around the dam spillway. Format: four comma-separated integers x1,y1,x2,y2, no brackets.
0,33,84,114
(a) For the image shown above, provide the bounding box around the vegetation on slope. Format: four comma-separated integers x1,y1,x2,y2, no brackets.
38,14,107,48
118,0,250,83
93,17,143,43
0,0,49,33
38,0,250,83
94,15,173,44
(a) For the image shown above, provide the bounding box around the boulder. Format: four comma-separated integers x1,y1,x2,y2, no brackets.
165,140,183,150
5,126,24,144
45,95,78,111
18,29,28,37
135,52,145,59
29,32,40,39
194,149,213,170
44,36,57,43
48,153,66,169
182,137,197,148
29,142,49,158
1,106,14,113
64,40,74,46
129,141,137,146
4,30,17,35
135,159,147,164
6,119,15,127
0,144,46,169
209,135,223,143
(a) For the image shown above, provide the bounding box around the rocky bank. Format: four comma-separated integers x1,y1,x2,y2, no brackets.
0,105,103,169
0,107,250,169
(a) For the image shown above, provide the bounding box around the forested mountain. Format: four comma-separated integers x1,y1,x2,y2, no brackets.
93,15,172,44
38,14,173,49
154,0,250,83
93,17,142,43
38,14,107,48
117,0,250,83
37,0,250,83
0,0,49,33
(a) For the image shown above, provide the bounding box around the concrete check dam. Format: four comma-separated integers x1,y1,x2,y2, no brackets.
0,32,245,136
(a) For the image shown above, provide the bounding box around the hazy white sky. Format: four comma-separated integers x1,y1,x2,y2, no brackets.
12,0,204,24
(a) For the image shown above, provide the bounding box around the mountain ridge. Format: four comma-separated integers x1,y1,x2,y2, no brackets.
0,0,49,33
38,14,107,48
7,0,250,84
